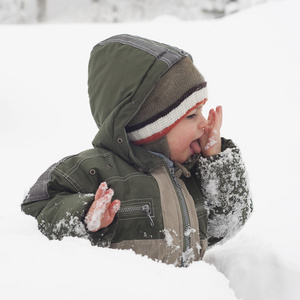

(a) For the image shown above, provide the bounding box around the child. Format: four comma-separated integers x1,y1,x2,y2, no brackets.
22,34,252,267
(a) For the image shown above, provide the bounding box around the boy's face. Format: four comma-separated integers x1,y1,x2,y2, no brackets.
166,104,207,163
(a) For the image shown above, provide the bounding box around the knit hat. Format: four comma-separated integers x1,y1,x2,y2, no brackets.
126,57,207,156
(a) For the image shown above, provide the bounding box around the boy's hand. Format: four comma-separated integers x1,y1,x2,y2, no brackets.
199,106,223,157
85,182,121,232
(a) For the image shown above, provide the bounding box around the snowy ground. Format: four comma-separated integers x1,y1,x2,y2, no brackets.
1,0,300,299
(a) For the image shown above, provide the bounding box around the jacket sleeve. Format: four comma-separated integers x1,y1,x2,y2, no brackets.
197,138,253,246
21,157,117,246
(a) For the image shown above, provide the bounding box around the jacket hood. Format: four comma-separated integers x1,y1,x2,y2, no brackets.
88,34,192,171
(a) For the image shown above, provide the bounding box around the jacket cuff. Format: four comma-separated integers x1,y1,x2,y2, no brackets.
197,139,253,246
36,193,94,240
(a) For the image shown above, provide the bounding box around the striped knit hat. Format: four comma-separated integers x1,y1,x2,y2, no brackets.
126,57,207,152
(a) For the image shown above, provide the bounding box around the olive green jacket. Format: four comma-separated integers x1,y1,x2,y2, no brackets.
21,35,252,266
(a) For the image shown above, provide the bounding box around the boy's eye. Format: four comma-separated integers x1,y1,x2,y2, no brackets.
186,113,197,119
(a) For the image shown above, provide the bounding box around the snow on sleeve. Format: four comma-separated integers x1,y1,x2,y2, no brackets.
37,193,95,241
197,146,253,246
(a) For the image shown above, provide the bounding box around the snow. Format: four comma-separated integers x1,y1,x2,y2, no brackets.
1,0,300,299
204,136,217,150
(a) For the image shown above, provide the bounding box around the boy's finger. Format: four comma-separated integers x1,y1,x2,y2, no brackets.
85,196,110,232
95,182,108,201
99,200,121,229
207,109,214,126
104,188,114,198
95,193,113,211
109,200,121,216
211,108,222,132
216,106,223,127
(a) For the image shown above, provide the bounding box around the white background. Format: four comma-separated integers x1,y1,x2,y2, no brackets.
1,1,299,299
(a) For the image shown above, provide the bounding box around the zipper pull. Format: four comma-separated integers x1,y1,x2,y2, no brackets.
141,204,154,227
169,165,181,189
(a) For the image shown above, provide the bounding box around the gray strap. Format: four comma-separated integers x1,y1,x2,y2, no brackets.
97,34,191,68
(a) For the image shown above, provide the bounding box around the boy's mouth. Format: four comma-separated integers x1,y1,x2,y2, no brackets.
190,139,201,155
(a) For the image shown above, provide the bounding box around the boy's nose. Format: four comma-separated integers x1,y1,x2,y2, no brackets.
198,115,207,129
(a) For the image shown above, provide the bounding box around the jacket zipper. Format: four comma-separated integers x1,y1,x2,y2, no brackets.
167,164,191,259
119,204,154,227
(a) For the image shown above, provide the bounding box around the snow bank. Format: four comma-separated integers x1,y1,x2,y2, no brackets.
1,0,300,299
